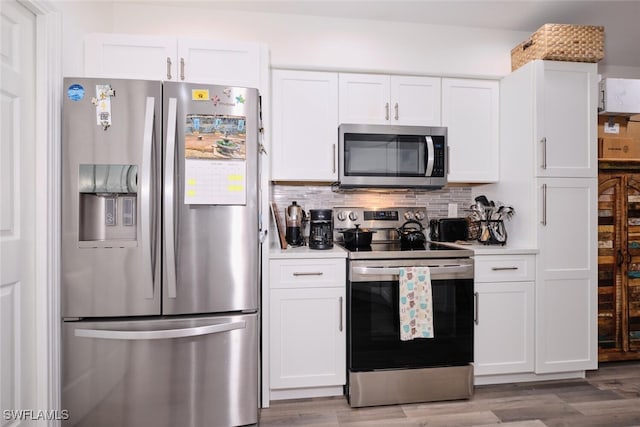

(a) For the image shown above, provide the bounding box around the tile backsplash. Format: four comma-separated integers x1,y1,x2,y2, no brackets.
270,183,474,223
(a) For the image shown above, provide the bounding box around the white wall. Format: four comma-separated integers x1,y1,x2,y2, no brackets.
54,0,640,78
108,3,524,78
56,1,640,81
55,1,113,77
55,1,531,78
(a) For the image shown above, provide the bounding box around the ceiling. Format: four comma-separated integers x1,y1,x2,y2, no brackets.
200,0,640,69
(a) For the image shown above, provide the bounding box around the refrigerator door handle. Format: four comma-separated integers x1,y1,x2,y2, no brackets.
141,97,156,299
74,320,246,340
164,97,178,298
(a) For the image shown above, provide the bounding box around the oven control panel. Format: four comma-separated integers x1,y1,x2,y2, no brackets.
333,207,428,231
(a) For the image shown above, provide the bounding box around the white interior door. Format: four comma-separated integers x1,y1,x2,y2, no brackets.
0,0,37,423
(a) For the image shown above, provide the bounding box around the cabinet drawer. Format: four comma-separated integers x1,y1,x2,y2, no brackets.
474,255,535,283
270,259,346,289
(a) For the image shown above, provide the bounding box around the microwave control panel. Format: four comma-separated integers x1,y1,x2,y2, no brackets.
432,138,446,177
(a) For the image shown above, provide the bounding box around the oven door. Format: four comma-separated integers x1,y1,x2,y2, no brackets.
348,258,474,372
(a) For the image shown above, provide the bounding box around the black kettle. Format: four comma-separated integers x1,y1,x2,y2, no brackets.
397,219,427,248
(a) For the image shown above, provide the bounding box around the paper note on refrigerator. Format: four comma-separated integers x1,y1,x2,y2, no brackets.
184,159,246,205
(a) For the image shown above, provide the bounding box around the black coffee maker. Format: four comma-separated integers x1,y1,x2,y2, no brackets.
309,209,333,250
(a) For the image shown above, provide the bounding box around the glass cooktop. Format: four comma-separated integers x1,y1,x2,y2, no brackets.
336,240,474,260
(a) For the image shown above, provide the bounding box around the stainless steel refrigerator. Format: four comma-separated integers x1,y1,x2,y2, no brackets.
61,78,260,427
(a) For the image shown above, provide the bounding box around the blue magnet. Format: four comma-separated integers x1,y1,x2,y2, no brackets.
67,84,85,101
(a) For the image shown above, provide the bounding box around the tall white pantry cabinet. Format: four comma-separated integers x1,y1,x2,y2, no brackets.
493,60,598,374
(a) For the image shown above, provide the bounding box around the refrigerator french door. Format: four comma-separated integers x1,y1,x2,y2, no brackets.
61,78,260,427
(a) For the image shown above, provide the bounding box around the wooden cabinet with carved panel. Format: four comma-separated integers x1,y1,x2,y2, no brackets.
598,170,640,361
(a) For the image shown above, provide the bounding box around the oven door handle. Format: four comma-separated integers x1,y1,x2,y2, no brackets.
352,265,471,276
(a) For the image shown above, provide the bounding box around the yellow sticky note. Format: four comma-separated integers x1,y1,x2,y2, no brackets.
227,185,244,192
228,174,243,181
187,178,197,186
187,189,196,197
192,89,210,101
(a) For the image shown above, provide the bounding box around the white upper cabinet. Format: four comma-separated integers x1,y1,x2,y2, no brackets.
271,70,338,181
339,73,441,126
84,33,266,88
442,78,499,183
338,74,390,125
534,61,598,178
177,38,262,88
390,75,441,126
84,33,177,81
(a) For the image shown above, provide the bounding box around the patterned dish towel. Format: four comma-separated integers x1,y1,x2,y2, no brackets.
399,266,434,341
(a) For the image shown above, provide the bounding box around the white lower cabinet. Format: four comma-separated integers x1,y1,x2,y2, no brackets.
535,178,598,373
474,254,535,376
269,258,346,391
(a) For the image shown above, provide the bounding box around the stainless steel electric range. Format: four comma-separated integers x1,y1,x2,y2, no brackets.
333,207,475,408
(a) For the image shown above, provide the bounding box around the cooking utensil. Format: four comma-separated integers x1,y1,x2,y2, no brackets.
397,219,427,247
340,224,376,247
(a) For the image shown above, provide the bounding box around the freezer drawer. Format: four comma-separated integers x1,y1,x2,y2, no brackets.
62,313,258,427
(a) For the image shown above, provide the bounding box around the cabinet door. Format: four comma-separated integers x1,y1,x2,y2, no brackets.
474,281,534,375
536,177,598,373
339,73,390,124
271,70,338,181
270,287,345,389
84,33,177,80
625,176,640,353
177,38,263,87
597,174,624,357
534,61,598,178
390,76,441,126
442,78,499,183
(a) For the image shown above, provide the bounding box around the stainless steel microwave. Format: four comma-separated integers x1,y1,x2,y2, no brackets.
338,124,448,189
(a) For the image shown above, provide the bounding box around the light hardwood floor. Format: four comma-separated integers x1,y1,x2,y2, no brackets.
259,361,640,426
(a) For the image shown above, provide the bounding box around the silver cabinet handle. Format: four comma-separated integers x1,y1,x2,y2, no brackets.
394,102,399,120
474,292,479,325
339,296,343,332
180,57,185,80
292,272,324,276
491,266,519,271
540,137,547,170
75,321,246,340
164,98,178,298
332,144,336,174
166,57,172,80
141,97,156,299
541,183,547,226
385,102,389,121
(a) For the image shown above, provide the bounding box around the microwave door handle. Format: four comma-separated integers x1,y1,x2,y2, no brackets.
425,136,435,177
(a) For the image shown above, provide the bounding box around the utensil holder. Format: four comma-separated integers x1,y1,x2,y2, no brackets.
477,220,507,245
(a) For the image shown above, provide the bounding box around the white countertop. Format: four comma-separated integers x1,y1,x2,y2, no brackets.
269,244,348,259
444,241,538,256
270,241,536,258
